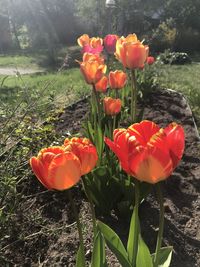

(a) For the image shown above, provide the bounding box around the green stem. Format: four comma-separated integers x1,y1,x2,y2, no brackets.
113,115,116,132
108,118,113,139
92,84,101,122
154,183,165,267
132,179,140,266
131,69,137,122
68,190,86,266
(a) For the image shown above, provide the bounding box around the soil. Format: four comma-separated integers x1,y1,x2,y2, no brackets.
1,89,200,267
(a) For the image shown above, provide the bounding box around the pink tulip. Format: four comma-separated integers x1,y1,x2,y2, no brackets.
104,34,119,54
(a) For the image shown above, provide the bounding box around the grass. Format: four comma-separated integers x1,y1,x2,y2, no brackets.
0,68,90,120
0,54,42,69
157,62,200,125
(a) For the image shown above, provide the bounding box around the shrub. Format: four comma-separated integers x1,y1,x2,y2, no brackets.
150,18,177,52
157,50,191,65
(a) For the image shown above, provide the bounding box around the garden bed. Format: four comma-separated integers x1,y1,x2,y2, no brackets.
1,89,200,266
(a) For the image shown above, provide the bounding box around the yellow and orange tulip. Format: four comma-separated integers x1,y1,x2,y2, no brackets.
30,146,81,190
109,70,127,90
105,120,185,183
95,76,108,93
63,137,98,175
30,138,98,190
78,53,107,84
103,97,122,116
115,34,149,69
77,34,90,47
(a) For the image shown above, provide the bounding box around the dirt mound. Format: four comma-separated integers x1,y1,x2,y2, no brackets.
1,89,199,266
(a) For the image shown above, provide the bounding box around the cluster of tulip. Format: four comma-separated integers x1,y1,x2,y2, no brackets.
30,33,185,266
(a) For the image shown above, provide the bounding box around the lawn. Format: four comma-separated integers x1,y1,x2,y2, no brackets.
0,68,90,121
157,62,200,124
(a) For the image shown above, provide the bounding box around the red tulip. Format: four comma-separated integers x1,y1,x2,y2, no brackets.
105,120,185,183
146,56,155,65
104,34,119,54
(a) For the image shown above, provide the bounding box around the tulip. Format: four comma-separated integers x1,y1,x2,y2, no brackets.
146,56,155,65
103,97,122,116
95,76,108,93
109,70,127,90
104,34,119,54
30,146,81,190
105,120,185,183
78,53,107,84
30,138,98,190
63,137,98,175
115,34,149,69
77,34,90,47
78,34,103,54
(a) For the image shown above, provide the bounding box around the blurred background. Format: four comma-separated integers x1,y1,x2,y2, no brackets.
0,0,200,54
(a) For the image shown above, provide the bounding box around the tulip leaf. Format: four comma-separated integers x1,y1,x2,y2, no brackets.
95,124,104,161
127,205,140,265
136,234,153,267
151,246,173,267
91,231,106,267
97,221,131,267
75,245,86,267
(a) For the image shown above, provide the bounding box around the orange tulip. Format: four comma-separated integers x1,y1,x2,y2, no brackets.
105,120,185,184
64,137,98,175
95,76,108,92
103,97,122,116
30,146,81,190
115,34,149,69
77,34,90,47
30,138,98,190
78,53,107,84
109,70,127,90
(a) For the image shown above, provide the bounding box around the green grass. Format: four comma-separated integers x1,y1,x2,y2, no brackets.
158,62,200,124
0,68,90,120
0,54,42,69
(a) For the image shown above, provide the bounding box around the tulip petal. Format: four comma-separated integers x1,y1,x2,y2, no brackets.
129,145,173,184
78,146,98,175
105,129,130,173
128,120,160,146
30,157,52,189
164,123,185,168
48,152,81,190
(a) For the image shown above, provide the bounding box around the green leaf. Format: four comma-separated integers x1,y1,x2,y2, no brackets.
91,231,106,267
97,221,131,267
95,124,104,160
127,206,139,265
75,245,85,267
152,246,173,267
136,234,153,267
